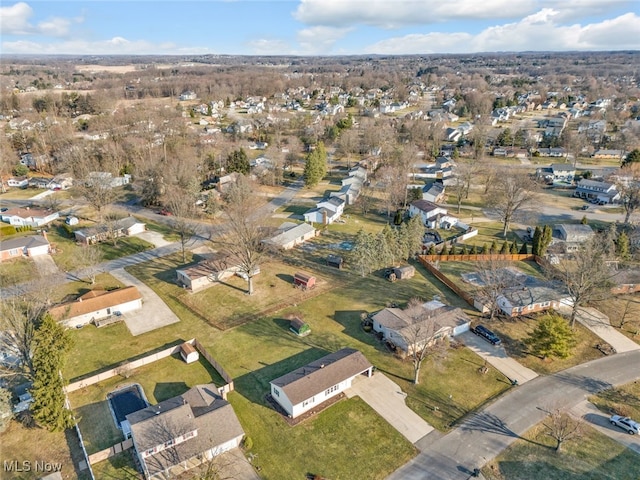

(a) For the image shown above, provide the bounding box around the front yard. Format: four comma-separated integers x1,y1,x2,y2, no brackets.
589,381,640,420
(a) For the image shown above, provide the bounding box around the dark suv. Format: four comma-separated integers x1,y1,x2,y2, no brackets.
472,324,501,346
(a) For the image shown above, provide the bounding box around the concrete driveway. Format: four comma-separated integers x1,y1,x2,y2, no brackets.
31,254,60,276
345,372,434,444
109,268,180,336
458,331,539,385
135,230,172,247
562,306,640,353
571,400,640,454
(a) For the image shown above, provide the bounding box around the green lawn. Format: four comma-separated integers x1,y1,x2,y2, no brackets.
488,316,606,375
90,451,140,480
482,422,640,480
68,353,225,454
589,381,640,420
98,236,154,260
0,256,39,286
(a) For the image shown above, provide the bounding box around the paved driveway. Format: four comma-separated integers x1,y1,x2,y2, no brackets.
135,230,172,247
458,331,539,385
571,400,640,454
346,372,434,444
109,268,180,335
31,254,60,276
564,306,640,353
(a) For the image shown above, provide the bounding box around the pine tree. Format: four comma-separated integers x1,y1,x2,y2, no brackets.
226,148,250,175
489,240,498,253
449,244,457,255
519,242,528,254
500,241,509,254
303,142,328,187
532,226,542,255
427,244,436,255
440,243,449,255
481,243,489,254
461,245,469,255
30,314,75,431
510,241,519,254
616,231,630,260
540,225,553,256
580,215,588,225
470,244,478,255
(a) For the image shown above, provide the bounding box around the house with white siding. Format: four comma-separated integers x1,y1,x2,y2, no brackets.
1,207,59,227
127,384,244,480
261,222,316,250
270,348,373,419
303,197,345,225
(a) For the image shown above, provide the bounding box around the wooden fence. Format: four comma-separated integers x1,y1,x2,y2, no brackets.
418,254,536,262
88,439,133,465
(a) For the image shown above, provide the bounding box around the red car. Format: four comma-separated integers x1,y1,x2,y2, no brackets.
157,209,172,216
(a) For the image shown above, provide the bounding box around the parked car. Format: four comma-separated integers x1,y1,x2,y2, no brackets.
581,205,589,210
472,324,501,346
609,415,639,435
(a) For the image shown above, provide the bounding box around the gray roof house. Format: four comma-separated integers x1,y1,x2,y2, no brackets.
262,222,316,250
575,179,620,204
371,300,471,355
270,348,373,419
554,224,595,252
0,234,50,262
74,217,146,244
127,384,244,480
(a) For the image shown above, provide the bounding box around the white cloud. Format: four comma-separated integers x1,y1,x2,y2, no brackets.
294,0,536,28
247,38,292,55
365,11,640,54
296,26,352,54
2,37,210,55
0,1,81,37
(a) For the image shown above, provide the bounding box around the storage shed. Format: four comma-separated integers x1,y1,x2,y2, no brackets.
326,254,344,269
290,318,311,337
180,342,199,364
293,272,316,290
388,265,415,282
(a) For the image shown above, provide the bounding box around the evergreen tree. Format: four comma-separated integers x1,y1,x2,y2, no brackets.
405,215,426,260
525,314,576,360
540,225,553,256
350,230,377,276
481,244,489,254
580,215,588,225
500,241,509,254
489,240,498,253
532,226,542,255
303,142,328,187
470,244,478,255
30,314,75,431
510,241,519,254
461,245,469,255
519,242,528,254
616,231,630,260
449,244,457,255
440,243,449,255
427,244,436,255
226,148,250,175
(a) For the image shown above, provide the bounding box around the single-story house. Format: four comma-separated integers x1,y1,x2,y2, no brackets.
371,300,471,354
1,207,59,227
554,224,595,252
0,234,50,262
7,177,28,188
74,217,146,244
176,254,243,292
48,286,143,328
127,384,244,480
496,283,572,317
262,222,317,250
303,197,345,225
270,348,373,419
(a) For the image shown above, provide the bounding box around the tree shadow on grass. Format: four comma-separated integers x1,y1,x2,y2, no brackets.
461,411,547,447
153,381,188,403
233,347,329,406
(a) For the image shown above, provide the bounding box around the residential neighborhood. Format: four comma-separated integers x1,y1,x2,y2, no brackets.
1,46,640,480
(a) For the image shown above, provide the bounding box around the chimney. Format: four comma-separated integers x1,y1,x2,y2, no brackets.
41,230,48,241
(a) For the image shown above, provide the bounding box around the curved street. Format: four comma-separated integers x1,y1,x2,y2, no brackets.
388,350,640,480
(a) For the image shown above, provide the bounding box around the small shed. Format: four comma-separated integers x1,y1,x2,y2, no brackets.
387,265,415,282
179,342,199,364
290,317,311,337
293,272,316,290
65,216,79,226
326,254,344,269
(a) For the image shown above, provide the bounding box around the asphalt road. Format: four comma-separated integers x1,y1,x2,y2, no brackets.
389,350,640,480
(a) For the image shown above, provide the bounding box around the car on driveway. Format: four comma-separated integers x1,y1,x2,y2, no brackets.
610,415,639,434
471,324,501,346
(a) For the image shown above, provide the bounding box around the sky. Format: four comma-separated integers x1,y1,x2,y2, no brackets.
1,0,639,56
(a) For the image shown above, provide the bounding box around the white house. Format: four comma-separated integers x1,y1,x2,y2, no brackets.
7,177,28,188
270,348,373,419
74,217,146,244
262,222,317,250
176,253,247,292
48,286,143,328
575,179,620,204
371,300,471,354
1,207,59,227
303,197,345,225
408,200,459,229
127,384,244,480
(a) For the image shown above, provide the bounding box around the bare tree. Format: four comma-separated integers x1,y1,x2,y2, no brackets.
488,170,537,237
542,408,584,452
77,172,116,221
210,175,269,295
76,244,103,285
474,260,515,320
448,158,477,214
164,187,201,264
614,164,640,225
548,233,618,328
402,299,449,385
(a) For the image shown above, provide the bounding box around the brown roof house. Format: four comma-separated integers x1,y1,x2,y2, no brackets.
270,348,373,419
126,384,244,480
48,286,142,328
371,300,471,355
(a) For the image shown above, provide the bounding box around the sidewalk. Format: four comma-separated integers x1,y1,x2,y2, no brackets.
560,306,640,353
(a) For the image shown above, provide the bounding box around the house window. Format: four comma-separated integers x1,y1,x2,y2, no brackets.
325,384,339,396
540,301,551,308
164,439,174,448
527,305,534,310
273,388,279,397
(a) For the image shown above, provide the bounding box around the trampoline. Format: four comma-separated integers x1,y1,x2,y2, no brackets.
107,384,148,430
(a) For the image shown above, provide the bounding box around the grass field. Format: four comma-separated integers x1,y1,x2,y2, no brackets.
589,381,640,420
0,255,39,286
482,421,640,480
